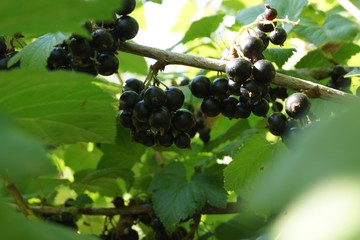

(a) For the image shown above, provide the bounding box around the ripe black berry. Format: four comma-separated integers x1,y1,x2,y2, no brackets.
201,97,221,117
124,78,145,94
199,130,211,143
251,30,269,50
210,77,229,99
114,16,139,41
225,58,252,84
47,47,68,70
172,109,195,132
252,59,276,84
221,97,238,118
189,75,211,98
174,132,191,149
285,92,311,119
234,101,251,119
68,36,93,58
251,99,269,117
165,87,185,111
267,112,287,136
143,86,167,108
240,80,263,100
269,27,287,46
256,14,277,32
228,80,241,96
133,100,151,122
118,111,133,129
149,107,171,133
0,36,7,57
96,52,119,76
91,29,115,52
116,0,136,15
240,35,265,60
119,90,140,112
155,130,174,147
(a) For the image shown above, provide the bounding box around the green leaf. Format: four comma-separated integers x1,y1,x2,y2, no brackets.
263,48,296,68
0,113,55,180
76,193,93,206
0,70,117,145
331,43,360,65
246,101,360,215
236,4,263,25
118,51,148,76
149,163,227,232
0,202,98,240
63,143,102,172
17,33,71,69
224,133,284,194
0,0,118,35
295,49,332,68
181,15,225,44
97,127,146,169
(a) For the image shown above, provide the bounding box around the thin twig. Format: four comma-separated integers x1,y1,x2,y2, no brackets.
118,42,357,103
3,178,33,216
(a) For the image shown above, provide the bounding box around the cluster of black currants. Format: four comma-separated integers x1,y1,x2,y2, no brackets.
47,0,138,76
267,92,313,146
118,78,197,149
99,228,139,240
150,217,187,240
0,35,20,70
326,65,352,93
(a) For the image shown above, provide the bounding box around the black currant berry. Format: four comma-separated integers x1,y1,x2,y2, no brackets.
114,16,139,41
221,97,238,119
132,100,151,122
228,80,241,96
234,101,251,119
47,47,68,70
172,109,195,132
199,130,211,143
210,77,229,99
331,65,346,83
251,99,269,117
0,36,7,57
189,75,211,98
174,132,191,149
256,14,277,32
269,87,288,100
118,111,133,129
112,196,125,208
285,92,311,119
269,27,287,46
272,100,283,112
116,0,136,15
124,78,145,94
165,87,185,111
225,58,252,84
119,90,140,112
252,59,276,84
143,86,167,108
179,77,190,86
132,117,150,132
91,29,115,52
240,80,263,100
263,4,278,20
267,112,288,136
201,97,221,117
96,52,119,76
251,30,269,50
126,228,139,240
239,35,265,60
155,130,174,147
149,107,171,133
68,36,93,58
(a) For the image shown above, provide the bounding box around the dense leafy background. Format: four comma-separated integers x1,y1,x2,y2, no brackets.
0,0,359,239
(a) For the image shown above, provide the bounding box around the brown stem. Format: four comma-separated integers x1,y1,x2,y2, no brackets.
186,213,201,240
118,42,357,103
4,179,32,216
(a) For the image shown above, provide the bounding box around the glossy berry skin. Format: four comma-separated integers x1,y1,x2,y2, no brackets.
143,86,167,108
267,112,288,136
240,80,263,100
118,111,133,129
210,77,229,99
234,101,251,119
221,97,238,119
251,30,269,50
124,78,145,94
251,99,269,117
0,36,7,57
133,100,151,122
225,58,252,84
257,14,277,32
68,36,93,58
252,59,276,84
149,107,171,133
172,109,195,132
201,97,221,117
269,28,287,46
155,130,174,147
228,80,241,96
174,132,191,149
91,29,115,52
264,5,278,20
165,87,185,111
47,47,68,70
114,16,139,41
116,0,136,15
96,52,119,76
240,35,265,60
119,90,140,112
189,75,211,98
285,92,311,119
